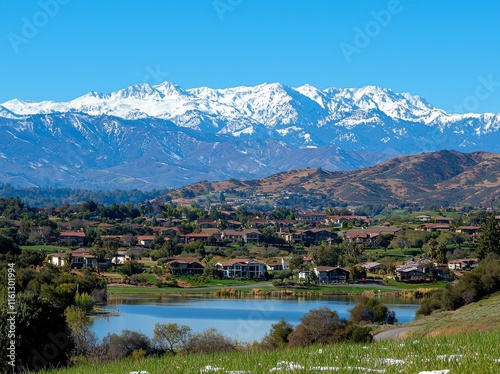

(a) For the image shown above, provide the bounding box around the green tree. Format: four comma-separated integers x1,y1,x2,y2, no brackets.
436,243,447,264
64,305,97,357
260,318,293,350
477,214,500,260
426,238,438,260
310,243,341,266
75,292,94,312
349,296,397,325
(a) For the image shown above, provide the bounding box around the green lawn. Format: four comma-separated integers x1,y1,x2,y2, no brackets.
20,245,69,253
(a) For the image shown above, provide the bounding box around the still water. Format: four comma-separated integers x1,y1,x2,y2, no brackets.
91,295,420,342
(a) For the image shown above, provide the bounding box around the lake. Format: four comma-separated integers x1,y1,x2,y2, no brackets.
91,294,420,342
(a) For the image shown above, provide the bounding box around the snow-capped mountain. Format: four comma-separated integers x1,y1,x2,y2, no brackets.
0,81,499,189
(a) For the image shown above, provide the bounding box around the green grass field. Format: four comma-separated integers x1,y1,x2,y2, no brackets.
40,329,500,373
20,245,69,253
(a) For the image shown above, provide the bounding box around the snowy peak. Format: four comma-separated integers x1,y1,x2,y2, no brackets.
1,81,499,138
153,81,190,97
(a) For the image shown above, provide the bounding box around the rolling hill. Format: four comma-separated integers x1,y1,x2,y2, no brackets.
167,150,500,207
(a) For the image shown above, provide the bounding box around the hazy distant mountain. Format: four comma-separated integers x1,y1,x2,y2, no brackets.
170,151,500,207
1,82,499,189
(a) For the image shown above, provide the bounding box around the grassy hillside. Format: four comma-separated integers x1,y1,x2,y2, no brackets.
398,292,500,338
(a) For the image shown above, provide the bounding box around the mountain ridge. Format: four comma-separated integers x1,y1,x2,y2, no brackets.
168,150,500,207
1,81,499,190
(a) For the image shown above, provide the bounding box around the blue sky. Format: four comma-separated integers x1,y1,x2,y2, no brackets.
1,0,499,113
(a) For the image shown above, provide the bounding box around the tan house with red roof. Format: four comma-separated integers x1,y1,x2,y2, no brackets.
137,235,155,247
58,231,86,245
221,229,261,243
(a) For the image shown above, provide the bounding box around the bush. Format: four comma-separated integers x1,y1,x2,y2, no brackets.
124,274,153,286
75,292,94,312
101,330,152,360
186,328,235,354
348,325,374,343
288,307,349,347
417,253,500,316
349,296,397,325
260,318,293,350
121,260,143,276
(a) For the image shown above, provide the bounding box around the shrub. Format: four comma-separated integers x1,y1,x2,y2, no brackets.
288,307,349,347
101,330,151,360
260,318,293,350
186,328,235,354
349,296,398,325
121,260,143,276
75,292,94,312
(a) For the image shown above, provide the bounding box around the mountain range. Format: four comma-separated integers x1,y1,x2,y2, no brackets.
1,81,499,189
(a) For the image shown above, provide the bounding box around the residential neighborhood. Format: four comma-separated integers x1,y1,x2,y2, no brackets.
9,198,492,288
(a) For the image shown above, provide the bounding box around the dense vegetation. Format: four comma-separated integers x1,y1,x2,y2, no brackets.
0,183,169,208
417,253,500,316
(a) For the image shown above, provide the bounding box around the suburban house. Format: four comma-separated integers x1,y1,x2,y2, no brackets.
314,266,351,283
415,215,431,222
137,235,155,247
221,229,261,243
361,261,386,273
417,223,451,232
183,232,215,244
242,229,261,243
395,266,427,282
344,227,400,246
166,257,205,275
250,219,273,228
216,258,267,278
48,252,68,267
267,257,290,271
455,226,481,236
434,216,453,224
58,231,86,245
196,219,218,229
448,258,479,270
278,228,334,245
297,212,327,225
298,270,310,280
69,248,98,269
111,250,131,265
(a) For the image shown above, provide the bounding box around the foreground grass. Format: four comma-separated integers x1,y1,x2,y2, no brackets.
41,329,500,373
